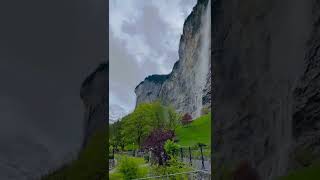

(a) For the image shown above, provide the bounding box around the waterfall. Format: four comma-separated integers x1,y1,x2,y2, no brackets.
194,0,211,118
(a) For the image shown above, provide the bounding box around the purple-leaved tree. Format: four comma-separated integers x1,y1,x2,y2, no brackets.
142,129,175,165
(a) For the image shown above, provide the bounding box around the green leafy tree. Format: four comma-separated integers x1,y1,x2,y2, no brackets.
120,101,180,149
121,103,154,148
167,105,181,131
149,101,180,131
109,120,125,150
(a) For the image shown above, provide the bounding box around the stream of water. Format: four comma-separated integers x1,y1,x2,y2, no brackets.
194,0,211,118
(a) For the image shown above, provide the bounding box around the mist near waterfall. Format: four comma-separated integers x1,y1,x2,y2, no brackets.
194,0,211,118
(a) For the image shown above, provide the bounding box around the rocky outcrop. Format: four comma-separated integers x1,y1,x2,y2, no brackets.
135,74,169,106
80,62,108,147
135,0,211,118
212,0,318,179
292,1,320,169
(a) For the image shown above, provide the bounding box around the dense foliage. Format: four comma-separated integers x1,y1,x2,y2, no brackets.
151,157,191,179
109,102,212,179
164,140,180,158
118,156,148,180
109,120,125,151
142,129,175,165
110,155,148,180
109,101,180,150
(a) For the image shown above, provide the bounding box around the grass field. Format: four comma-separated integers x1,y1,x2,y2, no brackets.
175,113,211,147
280,164,320,180
42,126,107,180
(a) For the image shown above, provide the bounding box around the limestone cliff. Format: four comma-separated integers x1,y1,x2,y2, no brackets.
80,62,108,147
135,0,211,118
212,0,319,179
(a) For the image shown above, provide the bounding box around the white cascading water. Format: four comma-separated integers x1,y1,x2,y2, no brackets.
194,0,211,118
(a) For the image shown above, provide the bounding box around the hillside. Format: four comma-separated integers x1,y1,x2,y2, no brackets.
42,126,107,180
176,113,211,147
280,164,320,180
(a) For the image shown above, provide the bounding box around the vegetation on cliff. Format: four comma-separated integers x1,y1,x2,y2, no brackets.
41,126,107,180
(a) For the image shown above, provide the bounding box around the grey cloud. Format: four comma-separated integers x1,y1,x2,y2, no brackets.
109,0,196,115
122,4,171,56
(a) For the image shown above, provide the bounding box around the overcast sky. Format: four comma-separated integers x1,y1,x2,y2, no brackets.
109,0,196,117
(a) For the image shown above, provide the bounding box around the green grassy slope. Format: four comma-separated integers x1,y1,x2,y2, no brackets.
280,164,320,180
42,126,107,180
175,113,211,147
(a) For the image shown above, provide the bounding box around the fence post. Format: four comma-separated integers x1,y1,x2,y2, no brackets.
180,148,183,162
114,148,116,167
189,146,192,166
200,145,205,170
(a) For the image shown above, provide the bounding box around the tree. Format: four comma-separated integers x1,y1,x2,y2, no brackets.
181,113,192,125
151,101,166,129
120,101,180,149
142,129,175,165
167,105,181,131
150,101,180,131
110,120,124,150
121,103,154,148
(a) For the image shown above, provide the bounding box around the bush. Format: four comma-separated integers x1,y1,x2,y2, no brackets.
110,172,123,180
164,140,180,158
117,155,148,180
118,156,139,180
151,158,191,179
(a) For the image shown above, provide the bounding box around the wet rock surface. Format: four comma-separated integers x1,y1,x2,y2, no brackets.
135,0,211,118
212,0,317,179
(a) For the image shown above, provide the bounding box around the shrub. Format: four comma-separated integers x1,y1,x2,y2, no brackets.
164,140,180,158
109,172,123,180
111,155,148,180
151,158,191,179
181,113,192,125
118,156,139,180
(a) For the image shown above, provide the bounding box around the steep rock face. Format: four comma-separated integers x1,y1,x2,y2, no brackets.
80,62,108,147
135,0,211,118
135,74,169,106
212,0,315,179
292,1,320,169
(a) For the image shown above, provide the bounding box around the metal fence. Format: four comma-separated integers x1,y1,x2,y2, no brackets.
132,170,211,180
171,145,211,171
110,145,211,171
109,149,115,170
